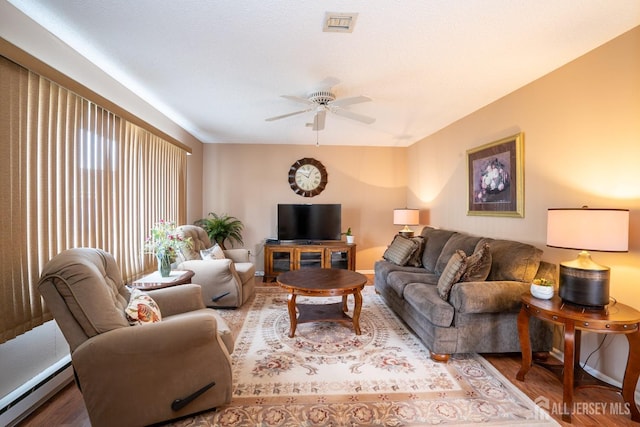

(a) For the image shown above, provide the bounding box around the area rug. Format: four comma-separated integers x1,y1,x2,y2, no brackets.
173,286,558,426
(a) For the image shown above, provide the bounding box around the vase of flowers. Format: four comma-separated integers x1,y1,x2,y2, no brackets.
144,220,192,277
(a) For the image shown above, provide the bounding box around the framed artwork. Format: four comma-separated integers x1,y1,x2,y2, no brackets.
467,132,524,217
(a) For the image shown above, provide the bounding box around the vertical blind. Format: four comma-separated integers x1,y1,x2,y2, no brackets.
0,55,187,344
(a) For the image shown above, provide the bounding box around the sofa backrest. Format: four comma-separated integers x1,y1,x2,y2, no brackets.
483,239,543,283
434,233,485,275
418,226,544,283
419,227,456,273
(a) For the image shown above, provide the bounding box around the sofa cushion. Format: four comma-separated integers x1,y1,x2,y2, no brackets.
383,235,420,266
420,227,457,273
404,283,455,327
406,236,426,267
374,260,426,291
486,239,543,283
437,250,467,300
461,241,492,282
435,233,484,275
388,270,439,298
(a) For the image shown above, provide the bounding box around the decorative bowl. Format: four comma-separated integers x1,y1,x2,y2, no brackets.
530,283,554,300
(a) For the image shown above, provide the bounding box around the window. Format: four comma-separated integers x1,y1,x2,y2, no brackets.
0,55,187,344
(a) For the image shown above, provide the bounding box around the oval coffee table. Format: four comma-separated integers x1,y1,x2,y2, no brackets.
277,268,367,338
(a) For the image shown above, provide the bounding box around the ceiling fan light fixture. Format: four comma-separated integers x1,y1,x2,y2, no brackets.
323,12,358,33
308,90,336,105
265,80,374,131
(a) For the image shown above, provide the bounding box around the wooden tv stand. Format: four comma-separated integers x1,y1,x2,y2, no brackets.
263,241,356,282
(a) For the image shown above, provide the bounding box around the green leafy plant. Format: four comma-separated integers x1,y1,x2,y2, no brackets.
341,227,352,237
532,278,554,286
194,212,244,250
143,220,192,263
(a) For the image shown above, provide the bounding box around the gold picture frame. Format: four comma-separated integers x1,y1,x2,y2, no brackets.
467,132,524,217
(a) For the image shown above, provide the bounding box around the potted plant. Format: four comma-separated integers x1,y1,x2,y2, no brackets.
143,220,192,277
530,278,555,300
194,212,244,250
342,227,355,244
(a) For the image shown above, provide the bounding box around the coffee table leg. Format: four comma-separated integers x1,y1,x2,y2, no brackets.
352,290,362,335
342,295,348,312
287,293,297,338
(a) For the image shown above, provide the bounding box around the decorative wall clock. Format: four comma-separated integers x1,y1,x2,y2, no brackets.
288,157,328,197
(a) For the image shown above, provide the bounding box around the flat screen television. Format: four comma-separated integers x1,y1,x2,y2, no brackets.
277,204,342,242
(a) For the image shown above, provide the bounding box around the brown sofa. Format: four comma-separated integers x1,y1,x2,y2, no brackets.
374,226,555,361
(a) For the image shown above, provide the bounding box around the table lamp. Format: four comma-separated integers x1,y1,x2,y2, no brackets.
393,208,420,237
546,207,629,308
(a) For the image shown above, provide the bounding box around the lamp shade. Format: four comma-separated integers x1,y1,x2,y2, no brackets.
547,208,629,252
393,209,420,226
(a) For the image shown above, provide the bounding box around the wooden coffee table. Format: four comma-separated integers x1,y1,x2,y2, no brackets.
277,268,367,338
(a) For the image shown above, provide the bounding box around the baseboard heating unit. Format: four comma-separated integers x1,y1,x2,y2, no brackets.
0,356,73,427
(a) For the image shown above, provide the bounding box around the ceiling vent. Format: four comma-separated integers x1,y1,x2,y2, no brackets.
323,12,358,33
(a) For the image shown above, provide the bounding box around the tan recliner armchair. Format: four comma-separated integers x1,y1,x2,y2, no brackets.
38,248,234,427
176,225,255,308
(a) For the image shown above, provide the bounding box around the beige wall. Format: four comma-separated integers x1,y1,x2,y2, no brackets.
200,144,408,272
408,26,640,387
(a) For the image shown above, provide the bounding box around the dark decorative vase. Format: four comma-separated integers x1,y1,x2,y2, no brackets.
157,255,171,277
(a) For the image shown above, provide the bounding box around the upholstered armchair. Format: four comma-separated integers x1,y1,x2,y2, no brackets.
176,224,255,308
38,248,234,427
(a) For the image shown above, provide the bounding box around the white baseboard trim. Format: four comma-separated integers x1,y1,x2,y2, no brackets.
550,347,640,403
357,269,374,275
0,356,73,427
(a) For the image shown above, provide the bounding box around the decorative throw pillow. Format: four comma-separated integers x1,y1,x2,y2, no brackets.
461,242,492,282
436,250,467,300
200,243,226,260
125,289,162,325
383,235,420,266
406,236,426,267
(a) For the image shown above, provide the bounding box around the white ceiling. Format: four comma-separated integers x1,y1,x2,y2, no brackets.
7,0,640,147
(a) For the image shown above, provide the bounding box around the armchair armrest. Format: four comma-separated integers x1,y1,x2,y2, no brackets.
75,310,225,354
148,284,204,317
176,259,242,307
449,280,530,314
223,248,250,263
178,259,238,282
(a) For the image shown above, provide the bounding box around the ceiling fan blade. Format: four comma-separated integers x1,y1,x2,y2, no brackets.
265,108,312,122
329,95,372,107
312,110,326,131
281,95,315,105
332,108,376,124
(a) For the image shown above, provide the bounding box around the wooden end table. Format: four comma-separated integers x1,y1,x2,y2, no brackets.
130,270,194,290
516,292,640,423
276,268,367,338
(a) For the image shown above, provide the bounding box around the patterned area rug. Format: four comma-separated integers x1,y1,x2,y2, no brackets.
173,286,559,426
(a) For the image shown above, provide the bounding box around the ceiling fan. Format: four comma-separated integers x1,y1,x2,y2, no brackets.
265,86,375,131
